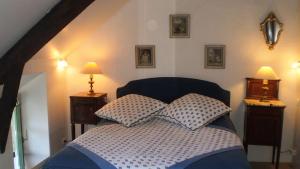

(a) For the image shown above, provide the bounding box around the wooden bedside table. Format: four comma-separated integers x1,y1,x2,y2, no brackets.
70,93,107,140
243,99,285,169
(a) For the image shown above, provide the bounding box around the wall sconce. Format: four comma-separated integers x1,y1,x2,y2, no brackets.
57,59,68,70
292,61,300,69
260,12,283,50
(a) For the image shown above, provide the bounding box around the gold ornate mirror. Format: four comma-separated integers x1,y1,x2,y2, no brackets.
260,12,283,50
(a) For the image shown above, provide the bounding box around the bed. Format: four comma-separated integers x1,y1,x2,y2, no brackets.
43,77,251,169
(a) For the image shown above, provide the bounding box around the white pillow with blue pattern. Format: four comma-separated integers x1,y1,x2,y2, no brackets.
95,94,167,127
158,93,231,130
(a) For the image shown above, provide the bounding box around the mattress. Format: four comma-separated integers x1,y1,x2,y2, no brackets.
43,115,250,169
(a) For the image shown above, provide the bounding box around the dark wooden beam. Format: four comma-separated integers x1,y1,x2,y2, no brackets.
0,63,24,153
0,0,95,153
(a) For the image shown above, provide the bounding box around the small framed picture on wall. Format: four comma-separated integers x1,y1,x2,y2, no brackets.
170,14,190,38
135,45,156,68
204,45,226,69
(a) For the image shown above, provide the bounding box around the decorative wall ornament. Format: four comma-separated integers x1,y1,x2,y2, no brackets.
135,45,156,68
169,14,190,38
260,12,283,50
204,45,226,69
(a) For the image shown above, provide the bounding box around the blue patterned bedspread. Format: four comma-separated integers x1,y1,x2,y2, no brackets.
43,116,250,169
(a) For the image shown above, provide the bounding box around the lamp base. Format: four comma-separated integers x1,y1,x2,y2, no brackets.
88,74,95,95
259,98,270,102
88,91,95,95
260,86,269,102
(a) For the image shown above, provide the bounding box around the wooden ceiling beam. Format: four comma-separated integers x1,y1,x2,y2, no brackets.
0,0,95,153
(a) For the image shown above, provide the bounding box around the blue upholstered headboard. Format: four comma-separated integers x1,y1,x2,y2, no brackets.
117,77,230,106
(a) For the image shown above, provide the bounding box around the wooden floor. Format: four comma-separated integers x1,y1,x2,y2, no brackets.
251,162,293,169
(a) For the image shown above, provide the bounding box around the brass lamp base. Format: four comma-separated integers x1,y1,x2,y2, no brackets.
88,90,95,95
88,74,95,95
259,97,270,102
259,86,270,102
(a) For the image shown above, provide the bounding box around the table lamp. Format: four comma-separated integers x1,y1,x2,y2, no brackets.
81,62,102,95
255,66,278,102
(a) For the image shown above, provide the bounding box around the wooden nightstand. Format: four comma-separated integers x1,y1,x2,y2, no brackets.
70,93,107,140
243,99,285,169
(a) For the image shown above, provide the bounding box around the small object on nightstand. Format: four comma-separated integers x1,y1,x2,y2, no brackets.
254,66,279,102
246,78,280,101
70,92,107,140
243,99,285,169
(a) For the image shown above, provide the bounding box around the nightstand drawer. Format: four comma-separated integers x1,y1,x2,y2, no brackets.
71,102,99,124
70,93,107,125
72,97,105,103
71,98,106,109
247,106,282,117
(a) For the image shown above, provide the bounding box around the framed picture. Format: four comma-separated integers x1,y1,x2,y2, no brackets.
135,45,155,68
170,14,190,38
204,45,226,69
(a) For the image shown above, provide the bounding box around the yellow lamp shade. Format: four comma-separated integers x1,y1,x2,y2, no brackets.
255,66,278,80
81,62,102,74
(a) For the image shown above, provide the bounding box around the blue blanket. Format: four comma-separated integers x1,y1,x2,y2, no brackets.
43,116,250,169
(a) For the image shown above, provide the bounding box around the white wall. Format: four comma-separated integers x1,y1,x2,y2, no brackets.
65,0,175,137
0,0,59,57
19,73,50,169
174,0,300,162
29,0,175,138
23,58,67,155
64,0,175,100
23,0,300,163
0,130,14,169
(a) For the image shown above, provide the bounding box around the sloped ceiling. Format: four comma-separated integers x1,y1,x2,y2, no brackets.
32,0,129,60
0,0,59,57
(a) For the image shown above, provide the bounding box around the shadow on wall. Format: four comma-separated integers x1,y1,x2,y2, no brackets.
293,103,300,168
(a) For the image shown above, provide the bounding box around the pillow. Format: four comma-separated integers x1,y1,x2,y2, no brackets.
95,94,167,127
158,93,231,130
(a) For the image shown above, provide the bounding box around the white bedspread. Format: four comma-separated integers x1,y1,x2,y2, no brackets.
72,119,242,169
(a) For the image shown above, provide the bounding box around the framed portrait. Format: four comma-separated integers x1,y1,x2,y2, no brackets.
204,45,226,69
135,45,155,68
170,14,190,38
